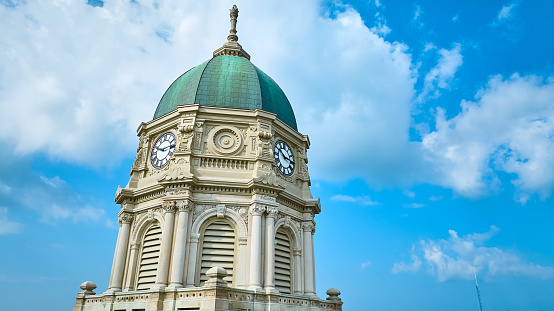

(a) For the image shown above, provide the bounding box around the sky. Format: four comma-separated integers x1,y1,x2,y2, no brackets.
1,0,554,310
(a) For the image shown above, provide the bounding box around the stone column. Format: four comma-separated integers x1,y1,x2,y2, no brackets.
302,222,316,296
123,241,140,291
168,200,192,289
108,212,133,292
154,201,177,289
237,236,248,289
264,207,278,293
248,204,265,291
311,226,317,293
185,233,200,287
293,247,303,294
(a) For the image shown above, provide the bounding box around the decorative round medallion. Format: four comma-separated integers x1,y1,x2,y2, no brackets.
208,126,243,155
150,132,176,169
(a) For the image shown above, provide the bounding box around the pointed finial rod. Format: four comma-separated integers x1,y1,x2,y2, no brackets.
213,5,250,60
228,5,239,42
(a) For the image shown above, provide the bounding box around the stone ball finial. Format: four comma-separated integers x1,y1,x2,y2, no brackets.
204,266,228,288
206,266,228,279
326,288,341,301
78,281,97,296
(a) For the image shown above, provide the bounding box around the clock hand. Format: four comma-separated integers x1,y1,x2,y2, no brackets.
279,149,293,163
163,144,176,151
158,144,176,152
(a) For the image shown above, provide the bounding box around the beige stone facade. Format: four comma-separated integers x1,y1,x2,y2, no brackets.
73,5,342,310
73,105,343,310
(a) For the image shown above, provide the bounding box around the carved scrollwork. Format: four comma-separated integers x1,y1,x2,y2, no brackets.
161,201,178,213
177,200,193,212
249,204,266,216
266,206,278,218
119,212,134,225
302,222,315,233
253,171,285,188
216,204,226,218
132,134,149,168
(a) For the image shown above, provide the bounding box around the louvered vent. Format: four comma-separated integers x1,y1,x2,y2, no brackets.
136,223,162,290
275,229,292,294
199,220,236,286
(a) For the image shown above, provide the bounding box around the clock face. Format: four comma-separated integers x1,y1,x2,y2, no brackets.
150,132,176,169
274,140,295,176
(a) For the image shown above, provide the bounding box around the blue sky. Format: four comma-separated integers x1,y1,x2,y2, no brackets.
1,0,554,310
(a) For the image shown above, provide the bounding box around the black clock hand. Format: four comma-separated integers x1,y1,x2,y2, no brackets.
163,144,176,151
279,149,294,165
158,144,176,152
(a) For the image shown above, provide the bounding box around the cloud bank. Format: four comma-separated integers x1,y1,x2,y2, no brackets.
393,226,554,281
1,1,554,202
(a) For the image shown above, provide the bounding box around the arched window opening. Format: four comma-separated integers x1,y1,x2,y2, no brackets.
199,219,236,286
275,229,292,294
136,222,162,290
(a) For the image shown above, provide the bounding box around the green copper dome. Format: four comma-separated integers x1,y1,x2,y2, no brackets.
153,55,297,131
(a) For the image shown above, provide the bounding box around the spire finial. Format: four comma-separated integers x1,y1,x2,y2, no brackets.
228,4,239,42
213,4,250,60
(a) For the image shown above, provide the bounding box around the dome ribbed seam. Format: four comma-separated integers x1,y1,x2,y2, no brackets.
193,57,216,105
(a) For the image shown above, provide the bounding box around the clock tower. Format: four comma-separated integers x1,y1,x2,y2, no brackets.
74,5,342,311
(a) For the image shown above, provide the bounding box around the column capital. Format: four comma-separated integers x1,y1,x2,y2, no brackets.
238,236,248,245
265,206,278,218
161,200,177,213
177,200,193,212
302,222,315,233
293,247,302,256
190,233,200,243
249,204,266,216
118,212,134,225
130,241,141,250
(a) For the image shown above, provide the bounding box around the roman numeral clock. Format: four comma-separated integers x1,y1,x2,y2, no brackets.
150,132,176,169
274,140,295,176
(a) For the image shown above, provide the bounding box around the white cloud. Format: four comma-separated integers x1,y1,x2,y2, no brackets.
403,190,416,198
393,226,554,281
402,203,424,208
392,246,422,274
361,261,372,269
418,43,463,102
0,207,22,235
40,176,65,188
0,180,11,194
494,2,516,25
451,15,459,23
412,4,423,29
330,194,380,206
1,1,552,203
421,74,554,201
0,1,415,174
423,42,436,52
0,155,114,228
